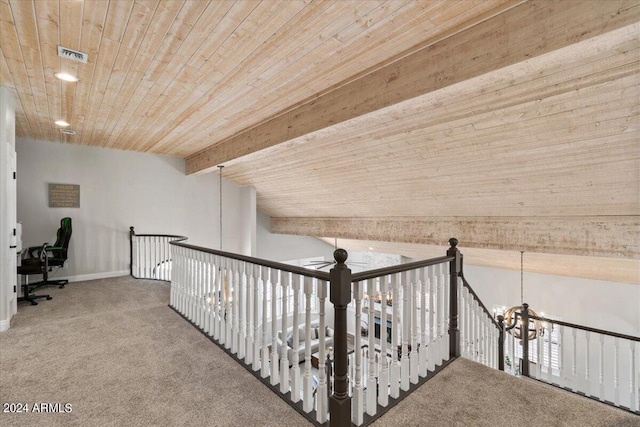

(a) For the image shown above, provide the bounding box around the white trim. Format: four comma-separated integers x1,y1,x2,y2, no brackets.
0,317,11,332
57,270,129,283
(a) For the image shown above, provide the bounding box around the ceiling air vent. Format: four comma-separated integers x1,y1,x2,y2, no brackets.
57,46,88,64
60,129,76,135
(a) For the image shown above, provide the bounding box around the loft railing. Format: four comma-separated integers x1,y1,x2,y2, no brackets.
459,266,502,370
496,308,639,413
129,227,186,280
163,236,460,427
128,229,639,422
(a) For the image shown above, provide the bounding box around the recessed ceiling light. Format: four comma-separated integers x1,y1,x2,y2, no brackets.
60,129,76,135
368,247,374,250
55,120,70,127
54,72,78,82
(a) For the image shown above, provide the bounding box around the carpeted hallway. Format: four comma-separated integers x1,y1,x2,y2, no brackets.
1,277,637,426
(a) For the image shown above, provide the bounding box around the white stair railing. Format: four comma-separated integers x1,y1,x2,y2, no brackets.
349,254,458,425
524,315,640,413
129,227,186,280
169,241,334,423
459,278,501,369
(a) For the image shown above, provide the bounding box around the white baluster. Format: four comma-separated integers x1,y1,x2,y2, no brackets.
238,262,246,359
290,274,301,402
366,279,377,416
460,286,466,359
585,331,591,397
599,334,605,401
410,269,419,384
435,264,444,364
493,322,498,369
353,280,364,425
196,251,204,330
176,246,183,312
419,268,428,378
169,244,176,308
379,276,389,407
316,279,328,423
509,332,515,376
483,320,489,367
207,254,215,336
571,328,577,392
280,271,290,394
188,249,196,321
536,329,543,379
252,264,261,371
302,276,313,413
547,323,553,383
270,268,279,386
219,258,227,345
470,302,476,363
401,270,410,391
202,252,210,334
558,325,565,387
231,260,239,354
428,266,436,372
390,273,400,399
630,341,638,412
213,256,222,341
244,262,254,365
613,338,620,407
261,266,270,378
226,260,234,350
442,264,450,362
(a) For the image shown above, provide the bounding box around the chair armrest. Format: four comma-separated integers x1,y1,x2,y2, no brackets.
26,244,48,259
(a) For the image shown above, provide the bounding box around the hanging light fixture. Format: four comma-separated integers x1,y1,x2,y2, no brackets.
502,251,543,339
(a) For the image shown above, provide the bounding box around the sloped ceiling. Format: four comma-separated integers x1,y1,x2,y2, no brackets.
1,0,638,283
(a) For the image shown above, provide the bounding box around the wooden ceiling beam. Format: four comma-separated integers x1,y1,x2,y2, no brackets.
271,216,640,259
316,238,640,285
186,0,640,175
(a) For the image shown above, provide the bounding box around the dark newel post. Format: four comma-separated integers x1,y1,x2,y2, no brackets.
329,249,352,427
520,303,530,377
447,238,461,358
497,315,505,371
129,227,135,277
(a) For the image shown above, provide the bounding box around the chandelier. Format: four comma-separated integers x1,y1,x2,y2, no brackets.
501,252,543,340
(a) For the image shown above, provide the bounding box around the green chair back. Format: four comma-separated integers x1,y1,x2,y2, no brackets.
52,217,72,260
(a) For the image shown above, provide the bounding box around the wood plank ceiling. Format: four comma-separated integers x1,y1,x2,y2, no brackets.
1,0,639,283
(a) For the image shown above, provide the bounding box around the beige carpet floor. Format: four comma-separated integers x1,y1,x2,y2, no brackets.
1,276,637,427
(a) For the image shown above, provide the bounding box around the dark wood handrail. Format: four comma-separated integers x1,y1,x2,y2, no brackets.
170,241,331,281
529,315,640,342
132,234,188,239
460,273,500,329
351,256,454,282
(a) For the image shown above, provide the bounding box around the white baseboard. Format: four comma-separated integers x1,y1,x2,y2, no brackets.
57,270,130,283
0,317,11,332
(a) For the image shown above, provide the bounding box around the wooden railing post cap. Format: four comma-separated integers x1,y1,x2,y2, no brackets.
334,248,348,265
330,249,351,306
130,226,135,235
522,302,529,310
449,237,458,248
497,314,505,323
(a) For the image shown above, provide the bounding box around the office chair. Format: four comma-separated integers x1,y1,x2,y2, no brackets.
18,217,72,291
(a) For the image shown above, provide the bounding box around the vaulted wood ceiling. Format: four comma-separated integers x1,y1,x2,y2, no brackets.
1,0,639,283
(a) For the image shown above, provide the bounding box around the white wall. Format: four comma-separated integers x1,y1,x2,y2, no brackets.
256,210,333,261
463,264,640,337
16,138,255,281
1,87,17,331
